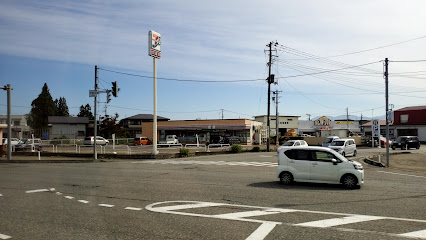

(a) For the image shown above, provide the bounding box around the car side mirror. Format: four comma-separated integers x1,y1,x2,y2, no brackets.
332,159,338,165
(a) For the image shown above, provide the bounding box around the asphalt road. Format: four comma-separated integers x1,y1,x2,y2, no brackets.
0,152,425,240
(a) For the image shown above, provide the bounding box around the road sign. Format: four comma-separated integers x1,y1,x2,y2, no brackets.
89,90,97,97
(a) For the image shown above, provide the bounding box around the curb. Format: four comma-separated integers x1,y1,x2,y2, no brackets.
363,151,412,168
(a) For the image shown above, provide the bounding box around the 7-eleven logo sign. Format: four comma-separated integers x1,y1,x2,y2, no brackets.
149,30,161,58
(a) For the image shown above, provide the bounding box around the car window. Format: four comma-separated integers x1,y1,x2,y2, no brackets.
313,151,335,162
331,141,344,146
293,150,312,160
295,142,300,146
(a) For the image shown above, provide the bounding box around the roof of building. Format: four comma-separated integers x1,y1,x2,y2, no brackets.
395,105,426,111
122,114,170,121
48,116,89,124
361,120,391,126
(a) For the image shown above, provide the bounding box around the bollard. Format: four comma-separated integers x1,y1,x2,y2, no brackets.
38,151,41,160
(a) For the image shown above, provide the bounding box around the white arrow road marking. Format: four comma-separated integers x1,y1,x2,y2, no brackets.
0,233,11,239
98,204,114,208
146,201,426,240
399,229,426,238
78,200,89,204
295,215,385,227
246,222,278,240
125,207,142,211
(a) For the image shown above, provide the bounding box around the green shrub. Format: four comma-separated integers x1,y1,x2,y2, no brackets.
179,148,190,157
251,146,260,152
230,144,242,153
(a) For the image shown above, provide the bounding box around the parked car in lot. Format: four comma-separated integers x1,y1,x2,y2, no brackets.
14,138,42,151
83,136,109,146
322,136,339,147
133,137,151,145
328,138,357,157
277,146,364,189
391,136,420,150
2,138,21,146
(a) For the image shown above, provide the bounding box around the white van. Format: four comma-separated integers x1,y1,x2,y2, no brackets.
328,138,357,157
277,146,364,189
322,136,339,147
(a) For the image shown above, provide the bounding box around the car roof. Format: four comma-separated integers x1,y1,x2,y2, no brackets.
281,146,333,151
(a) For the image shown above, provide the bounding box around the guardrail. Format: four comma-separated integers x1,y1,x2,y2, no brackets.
184,144,207,151
55,144,78,153
207,144,230,152
157,143,183,148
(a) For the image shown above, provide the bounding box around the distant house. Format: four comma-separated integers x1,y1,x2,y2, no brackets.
48,116,89,139
0,115,31,139
392,106,426,141
121,114,170,137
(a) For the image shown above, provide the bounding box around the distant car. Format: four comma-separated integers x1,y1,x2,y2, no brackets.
328,138,357,157
84,136,109,146
2,138,21,146
379,135,392,148
391,136,420,150
281,140,308,147
14,138,42,151
133,137,151,145
277,146,364,189
322,136,339,147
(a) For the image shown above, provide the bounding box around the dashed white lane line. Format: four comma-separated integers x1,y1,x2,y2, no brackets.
399,229,426,238
25,188,54,193
259,155,273,158
64,196,74,199
55,192,62,195
295,215,385,228
0,233,11,239
98,204,114,208
0,194,2,197
377,171,426,179
78,200,89,204
125,207,142,211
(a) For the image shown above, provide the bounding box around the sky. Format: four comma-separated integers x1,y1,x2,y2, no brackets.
1,0,425,121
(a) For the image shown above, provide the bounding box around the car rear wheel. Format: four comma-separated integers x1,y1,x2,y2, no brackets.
416,144,420,149
342,174,358,189
279,172,293,185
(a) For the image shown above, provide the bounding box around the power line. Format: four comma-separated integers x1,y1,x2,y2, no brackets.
98,68,264,83
389,60,426,63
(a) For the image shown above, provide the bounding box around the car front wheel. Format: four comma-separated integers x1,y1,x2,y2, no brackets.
342,174,358,189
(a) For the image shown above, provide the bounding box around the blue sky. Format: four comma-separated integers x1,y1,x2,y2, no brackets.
1,0,425,121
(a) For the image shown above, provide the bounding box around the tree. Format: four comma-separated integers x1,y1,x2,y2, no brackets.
27,83,57,130
77,104,94,120
99,113,122,138
54,97,69,116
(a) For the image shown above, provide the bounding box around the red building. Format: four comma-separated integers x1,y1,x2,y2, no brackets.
392,106,426,141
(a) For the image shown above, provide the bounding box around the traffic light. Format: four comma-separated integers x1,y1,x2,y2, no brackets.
107,90,111,103
112,81,119,97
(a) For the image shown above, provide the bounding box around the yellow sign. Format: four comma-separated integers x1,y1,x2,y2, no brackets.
335,121,354,125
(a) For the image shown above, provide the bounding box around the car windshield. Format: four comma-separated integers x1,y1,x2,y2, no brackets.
324,138,335,143
330,141,345,146
396,137,407,143
283,141,295,146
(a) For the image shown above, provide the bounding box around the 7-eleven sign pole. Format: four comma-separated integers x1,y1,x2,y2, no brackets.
149,30,161,155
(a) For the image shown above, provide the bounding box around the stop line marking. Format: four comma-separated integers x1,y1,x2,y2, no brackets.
146,201,426,240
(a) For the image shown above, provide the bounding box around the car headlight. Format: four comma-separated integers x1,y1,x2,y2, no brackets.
353,164,363,170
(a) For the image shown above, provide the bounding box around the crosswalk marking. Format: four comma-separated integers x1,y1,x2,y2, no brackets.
134,160,278,168
399,229,426,238
246,222,278,240
295,215,385,228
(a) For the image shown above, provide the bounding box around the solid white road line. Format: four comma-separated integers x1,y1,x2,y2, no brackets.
245,222,278,240
398,229,426,238
98,204,114,208
213,209,295,220
125,207,142,211
78,200,89,204
377,171,426,179
0,233,11,239
153,202,225,212
25,188,50,193
64,196,74,199
296,215,385,228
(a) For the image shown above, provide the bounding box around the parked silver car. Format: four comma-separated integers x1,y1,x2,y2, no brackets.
84,136,109,146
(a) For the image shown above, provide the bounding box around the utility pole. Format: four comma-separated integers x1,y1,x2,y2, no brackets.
273,90,281,149
94,65,98,160
266,42,272,152
221,109,224,120
385,58,390,167
1,84,12,160
346,107,349,136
